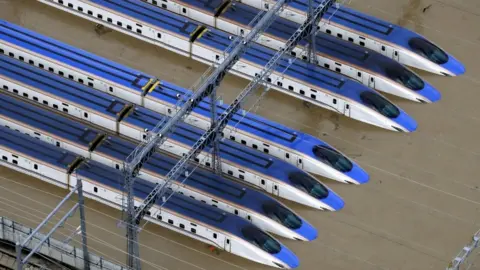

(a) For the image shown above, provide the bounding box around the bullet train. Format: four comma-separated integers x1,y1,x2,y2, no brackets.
0,55,344,211
0,20,369,185
238,0,465,76
140,0,441,103
0,127,300,268
0,93,317,241
37,0,417,132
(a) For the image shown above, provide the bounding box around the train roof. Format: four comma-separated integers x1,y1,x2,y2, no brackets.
91,0,197,39
0,94,102,152
0,20,151,94
75,158,261,239
0,55,132,121
0,125,79,171
95,135,285,213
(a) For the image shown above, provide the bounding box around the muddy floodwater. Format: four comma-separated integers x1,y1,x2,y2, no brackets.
1,0,479,269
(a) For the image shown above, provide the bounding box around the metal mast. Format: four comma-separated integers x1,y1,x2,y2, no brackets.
131,0,335,260
447,229,480,270
124,0,291,268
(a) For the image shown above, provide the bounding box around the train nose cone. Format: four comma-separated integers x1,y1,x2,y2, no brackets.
393,110,418,132
419,82,441,103
444,55,466,76
321,190,345,211
346,163,370,184
274,245,300,269
295,219,318,241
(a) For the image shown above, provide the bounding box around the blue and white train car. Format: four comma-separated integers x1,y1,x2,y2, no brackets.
143,0,440,103
237,0,465,76
36,0,417,132
0,126,299,268
0,55,344,211
0,19,369,184
0,93,317,240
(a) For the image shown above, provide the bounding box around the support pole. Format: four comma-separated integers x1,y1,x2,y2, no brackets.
77,179,90,270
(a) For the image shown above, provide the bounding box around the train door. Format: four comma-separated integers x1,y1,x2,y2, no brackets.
260,178,268,191
273,183,279,196
393,50,400,61
296,157,303,169
368,76,375,89
343,103,351,117
224,238,231,252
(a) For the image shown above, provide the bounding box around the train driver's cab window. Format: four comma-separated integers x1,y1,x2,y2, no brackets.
288,172,329,199
312,145,352,172
408,37,448,64
360,91,400,118
262,201,302,229
241,225,281,254
385,66,424,91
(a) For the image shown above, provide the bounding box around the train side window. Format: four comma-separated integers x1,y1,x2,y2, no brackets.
94,187,98,193
127,25,132,30
360,41,365,46
348,37,354,42
77,6,83,11
153,0,158,4
230,135,235,141
285,153,289,159
194,157,199,162
277,81,283,87
109,86,113,92
227,170,233,175
34,164,38,170
56,142,60,147
29,60,34,65
324,63,330,69
88,10,93,15
117,21,122,27
326,29,331,34
84,112,88,118
88,82,93,87
264,3,269,9
205,162,211,167
59,71,64,76
79,79,84,84
13,89,18,94
346,104,350,109
239,174,244,180
381,46,386,51
43,100,49,105
335,68,341,72
2,85,7,90
291,51,296,57
2,156,7,161
23,93,28,98
234,210,238,215
48,67,54,72
247,215,251,221
311,94,316,99
299,90,305,95
337,33,343,38
8,52,14,57
137,29,142,34
0,48,3,54
19,56,24,61
241,140,246,145
252,144,258,149
302,55,307,60
298,159,302,164
182,7,187,13
107,18,112,23
39,63,44,69
157,215,162,220
333,98,337,104
162,3,167,8
263,148,269,154
12,160,17,165
370,77,374,82
33,97,38,101
213,233,217,239
394,51,398,56
357,72,362,77
97,14,103,19
274,185,278,190
53,104,59,109
288,85,294,91
180,223,185,229
157,33,162,39
261,179,265,185
168,219,174,224
68,3,73,8
68,75,74,80
142,134,147,140
226,239,230,244
191,228,196,233
63,108,69,113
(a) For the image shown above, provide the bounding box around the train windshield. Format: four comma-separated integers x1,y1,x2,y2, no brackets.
313,145,353,172
408,37,448,64
241,226,282,254
360,91,400,118
288,172,329,199
385,66,425,91
262,201,302,229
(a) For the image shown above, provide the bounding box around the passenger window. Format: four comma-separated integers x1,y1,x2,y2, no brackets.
117,21,122,27
230,135,235,140
337,33,343,38
360,41,365,46
168,219,174,224
180,224,185,229
324,63,330,69
234,210,238,215
381,46,386,51
34,164,38,170
335,68,341,72
285,153,289,159
94,187,98,193
357,72,362,77
348,37,354,42
227,170,233,175
311,94,316,99
241,140,246,145
182,7,187,13
261,179,265,185
239,174,244,180
157,215,162,220
53,104,58,109
299,90,305,95
264,149,269,154
333,98,337,104
12,160,18,165
252,144,258,149
326,29,331,34
191,228,196,233
288,85,294,91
